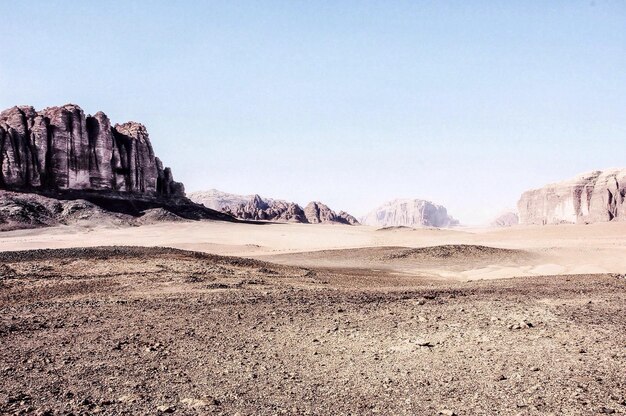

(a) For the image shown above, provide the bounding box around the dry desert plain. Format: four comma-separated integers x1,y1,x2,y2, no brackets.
1,221,626,415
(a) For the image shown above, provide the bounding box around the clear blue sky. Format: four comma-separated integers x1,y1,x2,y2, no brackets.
1,1,625,224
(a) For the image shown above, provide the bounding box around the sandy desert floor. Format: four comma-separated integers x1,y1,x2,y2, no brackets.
1,221,626,280
1,222,626,415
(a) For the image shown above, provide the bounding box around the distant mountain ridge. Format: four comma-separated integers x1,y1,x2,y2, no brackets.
361,198,458,228
189,190,359,225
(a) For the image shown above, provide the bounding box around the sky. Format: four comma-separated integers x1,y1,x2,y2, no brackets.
1,1,625,224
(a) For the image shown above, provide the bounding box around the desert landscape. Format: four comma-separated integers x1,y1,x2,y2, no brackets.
1,103,625,415
1,220,626,415
2,2,626,415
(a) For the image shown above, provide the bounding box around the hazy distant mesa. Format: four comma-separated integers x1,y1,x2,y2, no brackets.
360,199,459,228
518,169,626,225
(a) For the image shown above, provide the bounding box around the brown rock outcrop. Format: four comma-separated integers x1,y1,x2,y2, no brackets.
225,194,308,223
0,104,183,197
0,104,234,229
189,190,359,225
304,202,338,224
337,211,360,225
518,169,626,225
303,202,358,225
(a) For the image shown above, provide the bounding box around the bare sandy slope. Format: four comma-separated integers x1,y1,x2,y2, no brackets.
1,221,625,280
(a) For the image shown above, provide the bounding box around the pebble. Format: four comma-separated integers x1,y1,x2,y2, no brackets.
157,404,175,413
181,398,212,408
118,394,138,403
509,320,533,330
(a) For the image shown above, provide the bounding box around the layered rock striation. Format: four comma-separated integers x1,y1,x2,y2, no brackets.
518,169,626,225
0,104,183,198
361,199,458,228
189,190,359,225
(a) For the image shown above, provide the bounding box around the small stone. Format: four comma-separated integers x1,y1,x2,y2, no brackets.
495,374,507,381
118,394,139,403
157,405,175,413
439,410,456,416
600,408,616,414
181,398,211,409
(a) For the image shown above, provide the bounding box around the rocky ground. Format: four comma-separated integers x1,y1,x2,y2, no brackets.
0,191,236,232
1,246,625,415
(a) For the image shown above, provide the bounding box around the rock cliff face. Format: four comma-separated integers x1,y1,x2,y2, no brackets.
518,169,626,225
0,104,233,229
189,190,359,225
361,199,458,228
0,104,184,198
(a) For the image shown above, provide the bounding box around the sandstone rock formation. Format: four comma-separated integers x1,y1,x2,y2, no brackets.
189,190,359,225
304,202,338,224
337,210,360,226
0,104,184,197
361,199,458,228
518,169,626,225
490,211,519,227
226,194,308,223
0,104,233,228
303,202,360,225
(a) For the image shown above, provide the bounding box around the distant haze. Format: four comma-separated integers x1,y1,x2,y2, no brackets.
1,1,624,225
